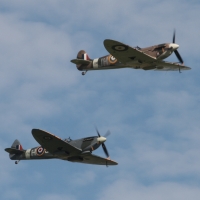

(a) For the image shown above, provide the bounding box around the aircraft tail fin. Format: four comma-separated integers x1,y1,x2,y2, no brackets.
77,50,90,61
5,139,24,159
71,50,92,71
11,139,24,150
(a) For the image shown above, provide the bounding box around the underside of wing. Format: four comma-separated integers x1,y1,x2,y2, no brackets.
32,129,81,156
155,61,191,71
67,153,118,166
104,39,156,64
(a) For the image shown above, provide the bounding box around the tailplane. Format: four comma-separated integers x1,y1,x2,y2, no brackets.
71,50,92,72
5,139,24,160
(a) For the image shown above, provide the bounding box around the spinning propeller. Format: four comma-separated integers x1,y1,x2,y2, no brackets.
95,127,111,158
172,30,184,64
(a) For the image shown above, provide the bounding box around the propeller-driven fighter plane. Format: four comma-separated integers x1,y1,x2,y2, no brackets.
71,31,190,75
5,129,117,166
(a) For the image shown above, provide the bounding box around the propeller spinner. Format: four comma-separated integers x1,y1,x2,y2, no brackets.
95,128,110,158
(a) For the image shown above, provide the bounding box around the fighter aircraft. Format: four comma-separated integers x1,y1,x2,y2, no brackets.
5,129,117,166
71,31,190,75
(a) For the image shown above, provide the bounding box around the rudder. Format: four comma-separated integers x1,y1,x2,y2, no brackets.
11,139,24,150
71,50,92,71
77,50,90,61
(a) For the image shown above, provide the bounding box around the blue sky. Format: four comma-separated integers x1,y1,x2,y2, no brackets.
1,0,200,199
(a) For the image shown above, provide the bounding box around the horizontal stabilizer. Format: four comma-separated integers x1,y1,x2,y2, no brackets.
71,59,91,65
5,148,24,154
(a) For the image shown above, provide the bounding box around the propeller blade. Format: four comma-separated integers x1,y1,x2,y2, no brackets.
104,130,111,138
173,30,176,43
102,143,109,158
95,127,110,158
95,127,101,137
174,50,184,64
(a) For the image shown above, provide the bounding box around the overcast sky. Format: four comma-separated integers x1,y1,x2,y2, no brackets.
1,1,200,200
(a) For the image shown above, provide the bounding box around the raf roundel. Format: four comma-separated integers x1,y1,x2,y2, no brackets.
112,45,128,51
36,146,45,156
108,55,117,65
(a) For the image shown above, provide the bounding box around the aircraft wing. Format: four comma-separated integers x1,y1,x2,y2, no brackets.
154,60,191,71
104,39,156,63
67,153,118,166
32,129,81,156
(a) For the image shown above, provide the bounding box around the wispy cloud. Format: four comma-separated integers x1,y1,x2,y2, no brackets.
1,1,200,200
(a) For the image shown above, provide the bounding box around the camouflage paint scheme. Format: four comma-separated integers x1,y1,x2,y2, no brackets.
71,39,190,75
5,129,117,166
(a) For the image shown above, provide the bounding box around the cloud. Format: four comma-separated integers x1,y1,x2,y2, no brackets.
70,170,96,186
0,1,200,200
38,194,76,200
3,188,22,200
98,180,200,200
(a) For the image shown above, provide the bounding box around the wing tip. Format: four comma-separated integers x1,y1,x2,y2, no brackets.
32,129,48,138
103,39,119,45
185,66,191,70
112,161,118,165
32,128,40,135
104,39,112,42
106,158,118,165
32,129,52,136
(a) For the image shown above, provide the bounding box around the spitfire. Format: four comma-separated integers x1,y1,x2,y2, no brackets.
5,129,117,166
71,31,190,75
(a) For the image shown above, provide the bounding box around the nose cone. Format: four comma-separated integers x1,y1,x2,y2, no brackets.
169,43,179,50
97,136,106,143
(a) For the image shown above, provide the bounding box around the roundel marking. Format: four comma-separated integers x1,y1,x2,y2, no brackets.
36,146,45,156
108,55,117,65
112,45,128,51
43,136,52,140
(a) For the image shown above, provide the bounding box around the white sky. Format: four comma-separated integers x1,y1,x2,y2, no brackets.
0,1,200,200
